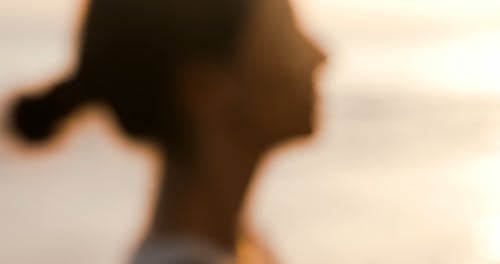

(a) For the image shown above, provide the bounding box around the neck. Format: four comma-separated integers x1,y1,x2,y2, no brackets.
148,134,264,252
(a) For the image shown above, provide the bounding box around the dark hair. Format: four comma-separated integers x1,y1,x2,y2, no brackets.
11,0,251,147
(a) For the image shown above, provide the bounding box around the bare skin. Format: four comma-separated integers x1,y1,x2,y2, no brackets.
146,0,326,258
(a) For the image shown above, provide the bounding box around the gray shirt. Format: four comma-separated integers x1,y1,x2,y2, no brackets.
134,237,234,264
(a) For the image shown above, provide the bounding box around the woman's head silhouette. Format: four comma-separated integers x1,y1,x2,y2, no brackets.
12,0,325,152
10,0,326,261
14,0,250,149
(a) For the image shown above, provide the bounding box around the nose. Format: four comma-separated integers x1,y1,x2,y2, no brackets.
306,37,327,67
313,43,327,66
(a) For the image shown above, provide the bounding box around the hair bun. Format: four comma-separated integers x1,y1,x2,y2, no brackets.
11,95,58,142
10,80,85,142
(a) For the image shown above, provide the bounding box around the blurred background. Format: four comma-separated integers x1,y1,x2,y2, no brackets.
1,0,500,263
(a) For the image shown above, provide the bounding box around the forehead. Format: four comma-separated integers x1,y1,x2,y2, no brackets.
234,0,297,53
238,0,297,44
251,0,294,23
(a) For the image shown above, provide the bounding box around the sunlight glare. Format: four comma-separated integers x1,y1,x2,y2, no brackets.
423,31,500,95
477,216,500,262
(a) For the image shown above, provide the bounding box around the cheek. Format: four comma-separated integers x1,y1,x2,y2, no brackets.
236,70,313,137
228,50,316,138
262,63,314,116
265,65,316,136
221,81,279,141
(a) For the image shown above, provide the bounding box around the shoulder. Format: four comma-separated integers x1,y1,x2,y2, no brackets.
133,236,234,264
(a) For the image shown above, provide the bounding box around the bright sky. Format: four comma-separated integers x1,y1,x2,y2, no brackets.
290,0,500,96
2,0,498,120
296,0,500,28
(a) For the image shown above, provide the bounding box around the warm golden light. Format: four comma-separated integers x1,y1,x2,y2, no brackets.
423,31,500,95
2,0,500,263
477,216,500,262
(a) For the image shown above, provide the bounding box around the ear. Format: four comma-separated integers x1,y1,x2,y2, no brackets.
177,62,230,117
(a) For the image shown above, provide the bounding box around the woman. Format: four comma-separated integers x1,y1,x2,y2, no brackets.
10,0,326,262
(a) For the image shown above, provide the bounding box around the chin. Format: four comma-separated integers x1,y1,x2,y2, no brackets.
301,120,316,137
268,122,315,149
291,116,316,138
302,105,317,136
274,108,316,143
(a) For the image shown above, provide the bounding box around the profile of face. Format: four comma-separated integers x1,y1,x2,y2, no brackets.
182,0,326,149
